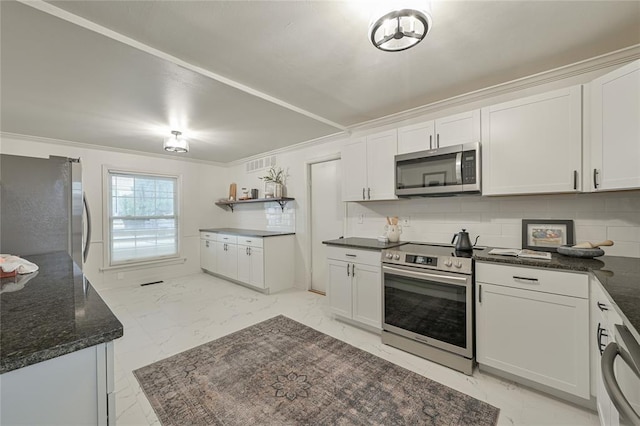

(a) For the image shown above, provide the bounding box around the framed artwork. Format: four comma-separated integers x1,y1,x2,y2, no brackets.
423,172,446,187
522,219,575,252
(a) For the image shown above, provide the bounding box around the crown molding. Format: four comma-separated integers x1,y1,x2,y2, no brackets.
224,130,350,168
350,44,640,132
0,132,225,166
227,45,640,164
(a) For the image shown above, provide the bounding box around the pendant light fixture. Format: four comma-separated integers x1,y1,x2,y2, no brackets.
163,130,189,153
369,1,432,52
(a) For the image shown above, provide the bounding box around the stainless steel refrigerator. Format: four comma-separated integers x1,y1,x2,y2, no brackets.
0,154,90,269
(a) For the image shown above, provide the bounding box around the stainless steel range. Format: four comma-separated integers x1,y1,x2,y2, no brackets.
381,243,475,375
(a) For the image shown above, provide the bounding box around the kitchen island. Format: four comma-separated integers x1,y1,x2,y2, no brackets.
0,251,123,424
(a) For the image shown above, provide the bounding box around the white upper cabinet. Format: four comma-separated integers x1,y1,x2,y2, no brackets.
434,110,481,148
397,110,480,154
590,59,640,192
342,137,368,201
397,121,435,154
342,129,397,201
481,86,582,196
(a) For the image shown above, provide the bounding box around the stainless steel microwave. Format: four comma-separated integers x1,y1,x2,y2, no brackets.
395,142,481,197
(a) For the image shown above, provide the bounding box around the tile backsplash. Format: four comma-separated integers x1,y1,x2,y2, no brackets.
346,191,640,258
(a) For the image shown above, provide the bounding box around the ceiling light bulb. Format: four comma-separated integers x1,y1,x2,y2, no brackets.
163,130,189,153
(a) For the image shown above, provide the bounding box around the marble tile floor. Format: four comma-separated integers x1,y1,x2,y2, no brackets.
96,272,600,426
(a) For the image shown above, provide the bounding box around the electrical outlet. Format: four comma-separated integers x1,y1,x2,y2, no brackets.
358,214,365,224
402,217,411,227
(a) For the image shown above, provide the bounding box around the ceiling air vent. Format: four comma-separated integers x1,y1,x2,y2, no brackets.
246,155,276,173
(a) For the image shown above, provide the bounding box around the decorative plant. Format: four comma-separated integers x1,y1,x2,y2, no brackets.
259,166,285,184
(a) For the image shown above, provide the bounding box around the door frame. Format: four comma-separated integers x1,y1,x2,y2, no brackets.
305,153,346,291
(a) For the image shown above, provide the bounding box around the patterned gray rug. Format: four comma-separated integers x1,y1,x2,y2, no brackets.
134,315,500,425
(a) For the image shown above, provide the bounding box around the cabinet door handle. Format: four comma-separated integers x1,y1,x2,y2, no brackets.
429,135,433,150
573,170,578,190
248,247,252,256
598,323,608,355
362,188,365,200
367,188,371,199
593,169,599,189
597,302,609,311
513,276,538,283
351,264,355,277
479,284,482,303
347,264,350,277
205,241,209,248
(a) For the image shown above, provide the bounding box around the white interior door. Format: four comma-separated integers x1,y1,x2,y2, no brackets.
310,159,342,294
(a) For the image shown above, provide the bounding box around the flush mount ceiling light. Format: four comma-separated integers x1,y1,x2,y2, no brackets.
163,130,189,153
369,3,432,52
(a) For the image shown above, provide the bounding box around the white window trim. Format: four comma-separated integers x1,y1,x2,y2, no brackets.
102,165,183,268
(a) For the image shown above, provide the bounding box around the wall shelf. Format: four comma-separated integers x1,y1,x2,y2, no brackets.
215,197,294,212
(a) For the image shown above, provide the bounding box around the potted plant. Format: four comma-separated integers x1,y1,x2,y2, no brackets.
259,166,286,198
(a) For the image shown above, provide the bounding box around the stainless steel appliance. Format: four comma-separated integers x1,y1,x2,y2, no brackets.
0,154,90,269
602,324,640,425
381,243,475,375
395,142,481,197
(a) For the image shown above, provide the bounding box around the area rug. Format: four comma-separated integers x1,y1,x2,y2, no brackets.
134,315,500,425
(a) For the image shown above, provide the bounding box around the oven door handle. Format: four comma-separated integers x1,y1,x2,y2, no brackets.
383,265,469,286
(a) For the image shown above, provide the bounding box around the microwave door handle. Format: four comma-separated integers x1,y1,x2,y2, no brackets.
455,152,463,184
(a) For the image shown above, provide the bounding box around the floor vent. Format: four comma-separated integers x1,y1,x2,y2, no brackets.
140,280,164,287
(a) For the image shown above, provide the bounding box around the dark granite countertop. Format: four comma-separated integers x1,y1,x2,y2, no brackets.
473,248,607,272
476,249,640,339
199,228,295,237
1,252,123,374
322,237,407,251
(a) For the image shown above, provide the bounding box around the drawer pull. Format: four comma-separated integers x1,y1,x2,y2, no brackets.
597,302,609,311
513,276,538,283
345,254,357,258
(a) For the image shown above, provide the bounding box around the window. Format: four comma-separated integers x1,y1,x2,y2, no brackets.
107,170,179,265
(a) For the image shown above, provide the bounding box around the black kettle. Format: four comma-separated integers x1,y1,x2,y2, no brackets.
451,229,479,252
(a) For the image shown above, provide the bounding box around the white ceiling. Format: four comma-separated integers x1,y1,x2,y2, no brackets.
1,0,639,163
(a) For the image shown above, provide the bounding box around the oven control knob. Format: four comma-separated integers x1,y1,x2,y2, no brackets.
454,261,463,268
393,254,400,260
385,253,393,259
444,259,453,267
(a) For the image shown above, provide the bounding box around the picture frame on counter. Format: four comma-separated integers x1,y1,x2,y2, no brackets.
522,219,574,252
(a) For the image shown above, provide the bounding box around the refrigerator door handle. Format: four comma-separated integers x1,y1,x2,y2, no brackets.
83,192,92,263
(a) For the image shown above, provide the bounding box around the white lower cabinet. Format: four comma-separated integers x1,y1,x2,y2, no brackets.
200,232,293,293
476,262,590,400
200,232,217,272
216,240,238,280
238,238,265,289
0,342,115,425
327,247,382,330
591,275,622,426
